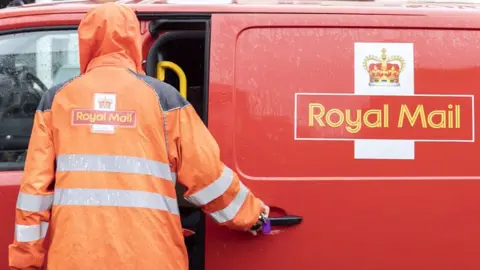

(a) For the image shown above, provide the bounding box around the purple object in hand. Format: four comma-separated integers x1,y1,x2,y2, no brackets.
262,219,271,234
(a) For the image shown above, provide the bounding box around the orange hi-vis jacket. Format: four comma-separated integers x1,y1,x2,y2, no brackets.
8,3,264,270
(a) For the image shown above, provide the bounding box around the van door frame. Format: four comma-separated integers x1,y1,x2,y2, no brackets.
138,13,213,270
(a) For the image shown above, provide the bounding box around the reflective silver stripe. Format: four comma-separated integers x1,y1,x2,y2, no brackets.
56,154,173,182
210,182,249,223
185,166,234,206
15,222,49,242
171,173,177,185
54,188,179,215
16,192,54,212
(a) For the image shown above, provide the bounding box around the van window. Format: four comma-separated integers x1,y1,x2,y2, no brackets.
0,30,79,170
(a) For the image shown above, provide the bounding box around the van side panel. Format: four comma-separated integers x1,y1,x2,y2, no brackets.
206,13,480,270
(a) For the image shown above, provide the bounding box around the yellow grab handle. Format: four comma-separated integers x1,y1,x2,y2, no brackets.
156,61,187,99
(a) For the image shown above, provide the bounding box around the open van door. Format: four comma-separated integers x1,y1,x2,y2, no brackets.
205,12,480,270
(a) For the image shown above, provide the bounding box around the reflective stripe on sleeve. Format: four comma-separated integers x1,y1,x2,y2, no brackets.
53,188,179,215
16,192,54,212
56,154,173,182
210,182,249,223
184,166,234,206
171,173,177,185
15,222,49,243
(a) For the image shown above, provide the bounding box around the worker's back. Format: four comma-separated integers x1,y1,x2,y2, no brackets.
9,3,190,270
44,65,188,270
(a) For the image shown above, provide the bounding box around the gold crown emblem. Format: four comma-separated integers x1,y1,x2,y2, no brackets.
98,97,113,109
363,48,405,87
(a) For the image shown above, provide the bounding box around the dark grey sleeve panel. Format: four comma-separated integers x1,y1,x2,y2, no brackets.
130,71,190,112
36,79,75,112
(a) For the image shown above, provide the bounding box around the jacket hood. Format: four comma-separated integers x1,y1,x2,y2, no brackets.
78,3,144,74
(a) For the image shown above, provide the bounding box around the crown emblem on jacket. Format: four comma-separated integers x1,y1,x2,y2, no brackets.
98,97,113,109
363,48,405,87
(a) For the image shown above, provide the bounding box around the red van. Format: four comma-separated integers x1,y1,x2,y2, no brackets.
1,1,480,269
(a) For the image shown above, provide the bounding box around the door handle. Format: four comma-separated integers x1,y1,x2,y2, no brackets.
268,215,303,227
262,206,302,233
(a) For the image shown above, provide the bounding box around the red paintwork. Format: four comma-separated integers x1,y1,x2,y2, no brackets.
0,172,21,269
1,2,480,270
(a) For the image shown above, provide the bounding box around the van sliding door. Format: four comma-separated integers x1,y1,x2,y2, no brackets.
206,12,480,270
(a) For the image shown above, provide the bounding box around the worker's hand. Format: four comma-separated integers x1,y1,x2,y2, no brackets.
248,203,270,236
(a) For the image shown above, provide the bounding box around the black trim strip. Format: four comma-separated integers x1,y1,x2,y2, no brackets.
0,163,24,171
202,19,211,125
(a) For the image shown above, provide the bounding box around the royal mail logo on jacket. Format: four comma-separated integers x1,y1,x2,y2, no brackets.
72,93,137,133
295,42,474,160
